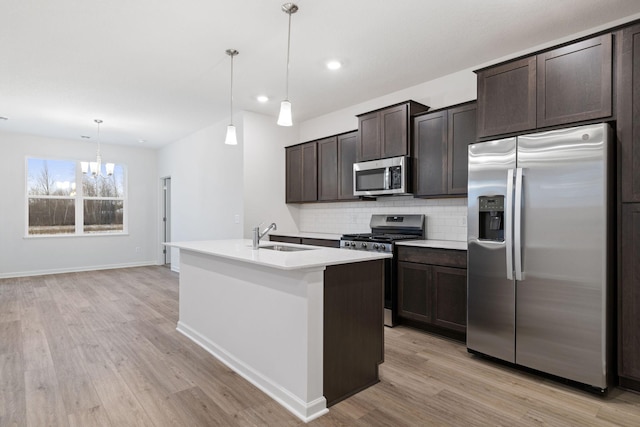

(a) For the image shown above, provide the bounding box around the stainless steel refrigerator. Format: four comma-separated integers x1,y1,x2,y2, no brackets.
467,123,612,392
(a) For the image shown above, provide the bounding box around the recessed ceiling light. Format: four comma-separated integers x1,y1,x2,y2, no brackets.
326,60,342,70
138,139,146,144
257,95,269,103
81,135,91,139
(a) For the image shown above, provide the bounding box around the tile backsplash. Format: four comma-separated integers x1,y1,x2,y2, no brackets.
299,196,468,241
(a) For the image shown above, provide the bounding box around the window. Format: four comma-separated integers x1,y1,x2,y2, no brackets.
26,158,126,236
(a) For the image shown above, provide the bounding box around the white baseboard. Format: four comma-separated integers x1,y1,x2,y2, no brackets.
0,260,159,279
176,321,328,423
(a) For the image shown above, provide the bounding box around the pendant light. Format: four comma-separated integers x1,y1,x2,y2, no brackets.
81,119,115,177
277,3,298,127
224,49,239,145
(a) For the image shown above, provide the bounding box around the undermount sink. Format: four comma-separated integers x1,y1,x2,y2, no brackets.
260,245,315,252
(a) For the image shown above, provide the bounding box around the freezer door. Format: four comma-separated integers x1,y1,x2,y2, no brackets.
516,123,610,389
467,138,517,362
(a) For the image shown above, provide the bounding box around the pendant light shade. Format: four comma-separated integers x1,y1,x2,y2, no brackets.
278,3,298,127
224,124,237,145
225,49,239,145
277,100,292,126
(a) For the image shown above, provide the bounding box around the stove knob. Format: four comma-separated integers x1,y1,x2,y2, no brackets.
361,242,367,249
373,243,379,250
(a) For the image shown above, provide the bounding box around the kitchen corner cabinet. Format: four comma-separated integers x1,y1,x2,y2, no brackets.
286,141,317,203
396,246,467,340
356,101,429,161
476,33,613,139
413,102,476,197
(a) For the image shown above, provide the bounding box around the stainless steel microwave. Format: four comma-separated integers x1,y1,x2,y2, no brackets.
353,156,409,196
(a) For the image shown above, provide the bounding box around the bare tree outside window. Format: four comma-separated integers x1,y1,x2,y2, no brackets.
82,164,125,233
26,158,126,236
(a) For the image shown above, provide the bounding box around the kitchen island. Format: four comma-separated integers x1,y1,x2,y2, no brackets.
167,239,391,422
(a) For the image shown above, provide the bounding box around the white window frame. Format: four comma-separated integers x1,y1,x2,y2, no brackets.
25,156,128,238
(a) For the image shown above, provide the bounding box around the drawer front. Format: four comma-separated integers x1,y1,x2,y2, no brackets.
396,246,466,268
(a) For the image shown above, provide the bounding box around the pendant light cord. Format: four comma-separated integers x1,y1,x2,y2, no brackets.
285,11,292,101
95,119,102,157
230,53,234,125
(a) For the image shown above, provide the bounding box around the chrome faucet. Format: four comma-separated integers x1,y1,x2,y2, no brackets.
252,222,277,249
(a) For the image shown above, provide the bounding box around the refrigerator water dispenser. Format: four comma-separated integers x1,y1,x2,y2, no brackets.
478,196,504,241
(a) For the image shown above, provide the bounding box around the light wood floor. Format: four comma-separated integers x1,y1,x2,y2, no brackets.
1,266,639,426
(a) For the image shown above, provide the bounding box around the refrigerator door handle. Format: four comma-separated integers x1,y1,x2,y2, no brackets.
505,169,514,280
514,167,524,280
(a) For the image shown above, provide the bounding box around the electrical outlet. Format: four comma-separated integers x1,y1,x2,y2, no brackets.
135,246,141,253
460,217,467,226
234,214,240,224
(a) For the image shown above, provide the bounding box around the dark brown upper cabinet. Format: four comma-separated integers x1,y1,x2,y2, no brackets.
356,101,429,161
414,110,448,196
619,23,640,203
413,102,476,197
286,141,317,203
287,131,359,204
447,103,476,194
476,57,537,138
318,136,338,201
476,33,613,139
337,131,359,201
318,131,360,202
537,34,612,128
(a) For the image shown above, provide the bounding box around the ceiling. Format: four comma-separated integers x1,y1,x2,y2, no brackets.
2,0,640,148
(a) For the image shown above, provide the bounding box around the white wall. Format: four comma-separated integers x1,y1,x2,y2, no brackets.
157,117,244,269
242,111,300,237
298,69,477,143
0,130,158,277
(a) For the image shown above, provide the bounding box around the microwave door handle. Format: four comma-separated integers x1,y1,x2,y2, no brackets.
384,168,390,190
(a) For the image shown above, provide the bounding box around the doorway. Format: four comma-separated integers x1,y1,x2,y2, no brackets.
162,177,172,266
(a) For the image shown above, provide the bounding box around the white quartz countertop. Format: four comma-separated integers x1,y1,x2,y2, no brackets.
269,232,342,240
395,239,468,250
166,239,391,271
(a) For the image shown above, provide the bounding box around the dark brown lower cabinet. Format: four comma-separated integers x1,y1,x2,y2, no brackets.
269,235,340,248
268,235,300,244
396,246,467,340
620,203,640,391
324,260,384,407
432,266,467,333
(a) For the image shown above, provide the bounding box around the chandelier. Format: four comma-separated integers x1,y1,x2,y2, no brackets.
81,119,114,177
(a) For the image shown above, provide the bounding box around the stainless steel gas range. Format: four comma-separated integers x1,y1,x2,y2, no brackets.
340,214,426,326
